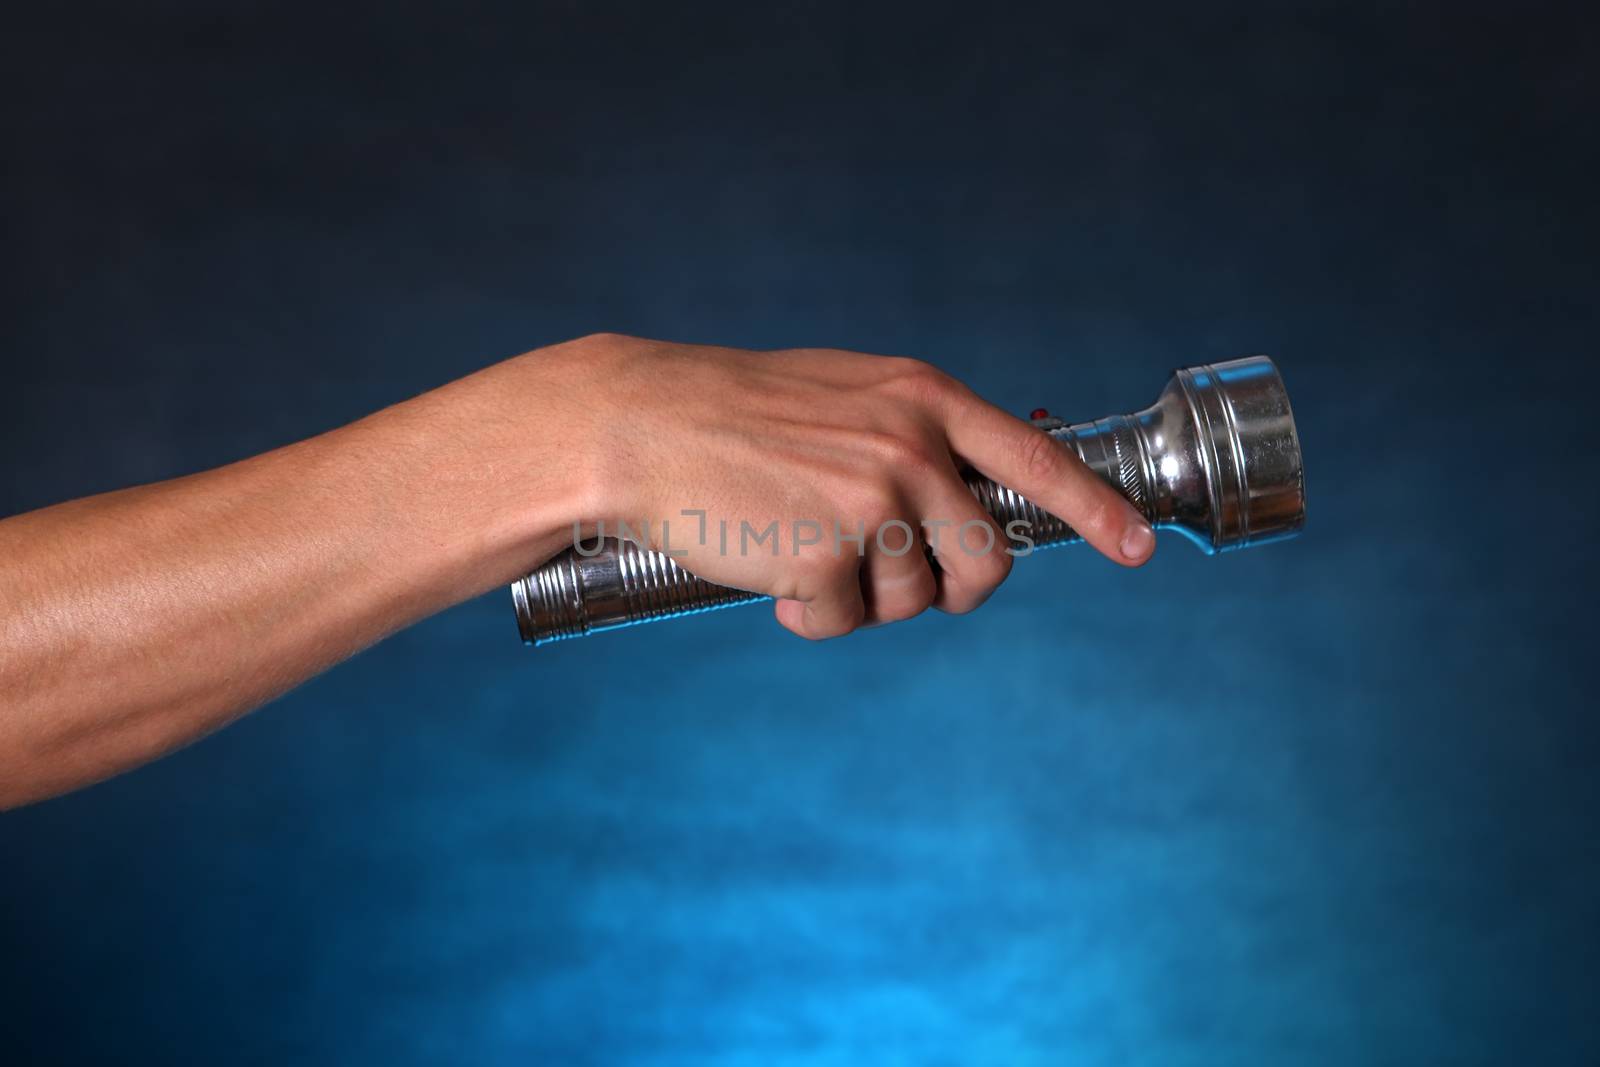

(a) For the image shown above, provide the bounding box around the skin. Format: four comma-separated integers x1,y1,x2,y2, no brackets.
0,333,1153,809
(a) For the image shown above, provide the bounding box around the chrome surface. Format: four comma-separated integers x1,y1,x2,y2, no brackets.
512,355,1306,646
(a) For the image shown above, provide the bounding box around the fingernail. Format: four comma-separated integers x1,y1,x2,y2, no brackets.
1120,522,1155,561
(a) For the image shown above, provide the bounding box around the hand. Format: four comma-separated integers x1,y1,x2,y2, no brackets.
530,334,1156,639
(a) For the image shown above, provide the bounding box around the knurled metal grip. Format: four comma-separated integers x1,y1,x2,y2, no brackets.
512,356,1305,646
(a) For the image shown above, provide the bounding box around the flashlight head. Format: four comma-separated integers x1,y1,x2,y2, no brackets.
1143,355,1306,553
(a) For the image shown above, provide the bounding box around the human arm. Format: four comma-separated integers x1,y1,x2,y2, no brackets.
0,333,1154,808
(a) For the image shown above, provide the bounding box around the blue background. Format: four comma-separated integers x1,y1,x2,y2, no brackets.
3,3,1597,1063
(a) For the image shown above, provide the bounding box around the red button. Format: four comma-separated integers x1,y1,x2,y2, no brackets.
1029,407,1049,420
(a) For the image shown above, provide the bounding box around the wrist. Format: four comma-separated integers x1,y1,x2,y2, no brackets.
340,346,608,606
500,333,655,526
461,347,614,589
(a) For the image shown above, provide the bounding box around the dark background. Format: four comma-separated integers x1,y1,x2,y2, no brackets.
3,2,1597,1063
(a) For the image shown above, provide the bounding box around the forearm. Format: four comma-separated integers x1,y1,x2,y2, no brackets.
0,346,596,808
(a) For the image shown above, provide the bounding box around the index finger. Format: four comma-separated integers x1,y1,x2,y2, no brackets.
939,386,1155,567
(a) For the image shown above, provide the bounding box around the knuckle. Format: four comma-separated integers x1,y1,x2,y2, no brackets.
783,557,827,596
935,529,1012,615
1020,430,1064,481
964,543,1013,590
882,354,931,378
862,431,939,483
881,571,937,623
877,599,922,624
886,357,958,406
944,575,1005,615
939,587,985,615
894,434,943,475
576,331,643,354
795,546,857,590
876,563,934,620
793,548,838,581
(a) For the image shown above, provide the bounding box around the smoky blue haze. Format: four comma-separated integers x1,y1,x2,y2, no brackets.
2,2,1596,1064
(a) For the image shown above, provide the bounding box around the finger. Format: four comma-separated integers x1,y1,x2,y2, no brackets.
772,555,866,640
918,474,1014,614
858,518,937,626
940,391,1155,567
